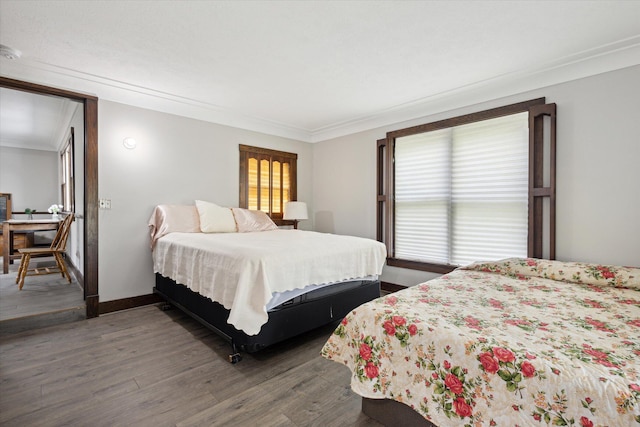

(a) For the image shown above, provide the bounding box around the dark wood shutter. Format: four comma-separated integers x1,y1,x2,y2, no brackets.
528,103,557,259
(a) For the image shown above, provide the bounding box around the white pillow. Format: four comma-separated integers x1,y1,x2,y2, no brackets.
195,200,237,233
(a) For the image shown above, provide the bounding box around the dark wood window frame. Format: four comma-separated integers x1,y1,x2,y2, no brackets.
378,98,556,274
60,128,75,213
239,144,297,227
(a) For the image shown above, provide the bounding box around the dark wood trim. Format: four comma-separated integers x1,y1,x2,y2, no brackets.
238,144,298,220
0,77,99,319
388,98,545,139
376,138,386,243
239,149,247,208
60,127,76,213
99,294,163,315
549,105,557,261
381,281,407,294
380,98,552,274
0,76,98,102
387,258,457,274
529,110,544,257
84,97,99,318
385,135,395,256
528,103,557,260
239,144,298,159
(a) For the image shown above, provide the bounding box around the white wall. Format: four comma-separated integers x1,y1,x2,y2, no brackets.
312,131,378,238
0,146,58,214
98,101,313,302
312,65,640,286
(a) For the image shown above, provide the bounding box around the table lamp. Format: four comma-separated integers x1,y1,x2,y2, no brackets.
283,201,308,229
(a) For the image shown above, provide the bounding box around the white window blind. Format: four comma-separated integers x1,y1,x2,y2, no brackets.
394,112,528,266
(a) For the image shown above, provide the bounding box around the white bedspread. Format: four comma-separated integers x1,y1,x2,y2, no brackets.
152,229,386,335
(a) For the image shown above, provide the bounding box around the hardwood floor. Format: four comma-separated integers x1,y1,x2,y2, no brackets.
0,256,85,335
0,304,383,427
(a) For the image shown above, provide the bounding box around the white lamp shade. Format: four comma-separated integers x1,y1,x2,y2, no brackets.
283,201,308,220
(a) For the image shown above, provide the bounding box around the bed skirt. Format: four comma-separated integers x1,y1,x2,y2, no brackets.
362,398,436,427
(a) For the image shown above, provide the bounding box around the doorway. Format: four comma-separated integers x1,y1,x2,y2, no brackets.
0,76,98,321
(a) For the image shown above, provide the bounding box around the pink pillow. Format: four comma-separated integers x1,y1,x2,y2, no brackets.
231,208,278,232
148,204,201,249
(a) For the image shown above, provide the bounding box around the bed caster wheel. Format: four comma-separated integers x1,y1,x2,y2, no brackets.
228,353,242,364
159,303,172,311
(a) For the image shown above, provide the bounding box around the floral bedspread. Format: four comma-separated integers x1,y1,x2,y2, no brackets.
321,258,640,426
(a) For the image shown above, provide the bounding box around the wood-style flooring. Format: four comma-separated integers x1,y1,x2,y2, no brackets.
0,303,383,427
0,256,85,335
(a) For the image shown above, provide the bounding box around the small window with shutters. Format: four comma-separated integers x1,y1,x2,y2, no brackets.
239,145,297,225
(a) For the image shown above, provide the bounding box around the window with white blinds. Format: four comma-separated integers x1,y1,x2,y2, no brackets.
394,113,529,266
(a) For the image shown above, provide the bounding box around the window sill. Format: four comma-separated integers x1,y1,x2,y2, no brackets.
386,258,458,275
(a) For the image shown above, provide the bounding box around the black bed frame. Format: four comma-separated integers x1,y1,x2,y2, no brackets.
154,273,380,363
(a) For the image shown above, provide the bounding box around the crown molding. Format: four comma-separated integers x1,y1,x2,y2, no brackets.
0,59,313,142
1,36,638,144
0,139,54,152
308,36,640,142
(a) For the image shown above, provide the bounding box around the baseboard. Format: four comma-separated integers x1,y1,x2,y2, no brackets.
99,293,163,315
66,257,84,289
381,281,407,294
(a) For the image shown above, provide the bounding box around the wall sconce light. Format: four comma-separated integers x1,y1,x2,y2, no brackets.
0,44,21,60
122,137,137,149
283,201,308,229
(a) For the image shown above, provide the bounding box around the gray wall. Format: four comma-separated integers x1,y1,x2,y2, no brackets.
97,101,313,301
0,146,58,215
312,65,640,286
96,65,639,301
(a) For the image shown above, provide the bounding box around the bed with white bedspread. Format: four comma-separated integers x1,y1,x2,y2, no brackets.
149,204,386,362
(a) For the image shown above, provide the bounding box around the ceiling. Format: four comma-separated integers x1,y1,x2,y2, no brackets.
0,1,639,145
0,88,81,151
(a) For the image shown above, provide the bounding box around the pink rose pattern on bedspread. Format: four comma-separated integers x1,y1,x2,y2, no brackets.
321,258,640,426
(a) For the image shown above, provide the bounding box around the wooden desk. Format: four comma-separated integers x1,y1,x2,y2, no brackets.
2,219,60,274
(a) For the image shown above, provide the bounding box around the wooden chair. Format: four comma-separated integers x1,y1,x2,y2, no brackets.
16,213,74,290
